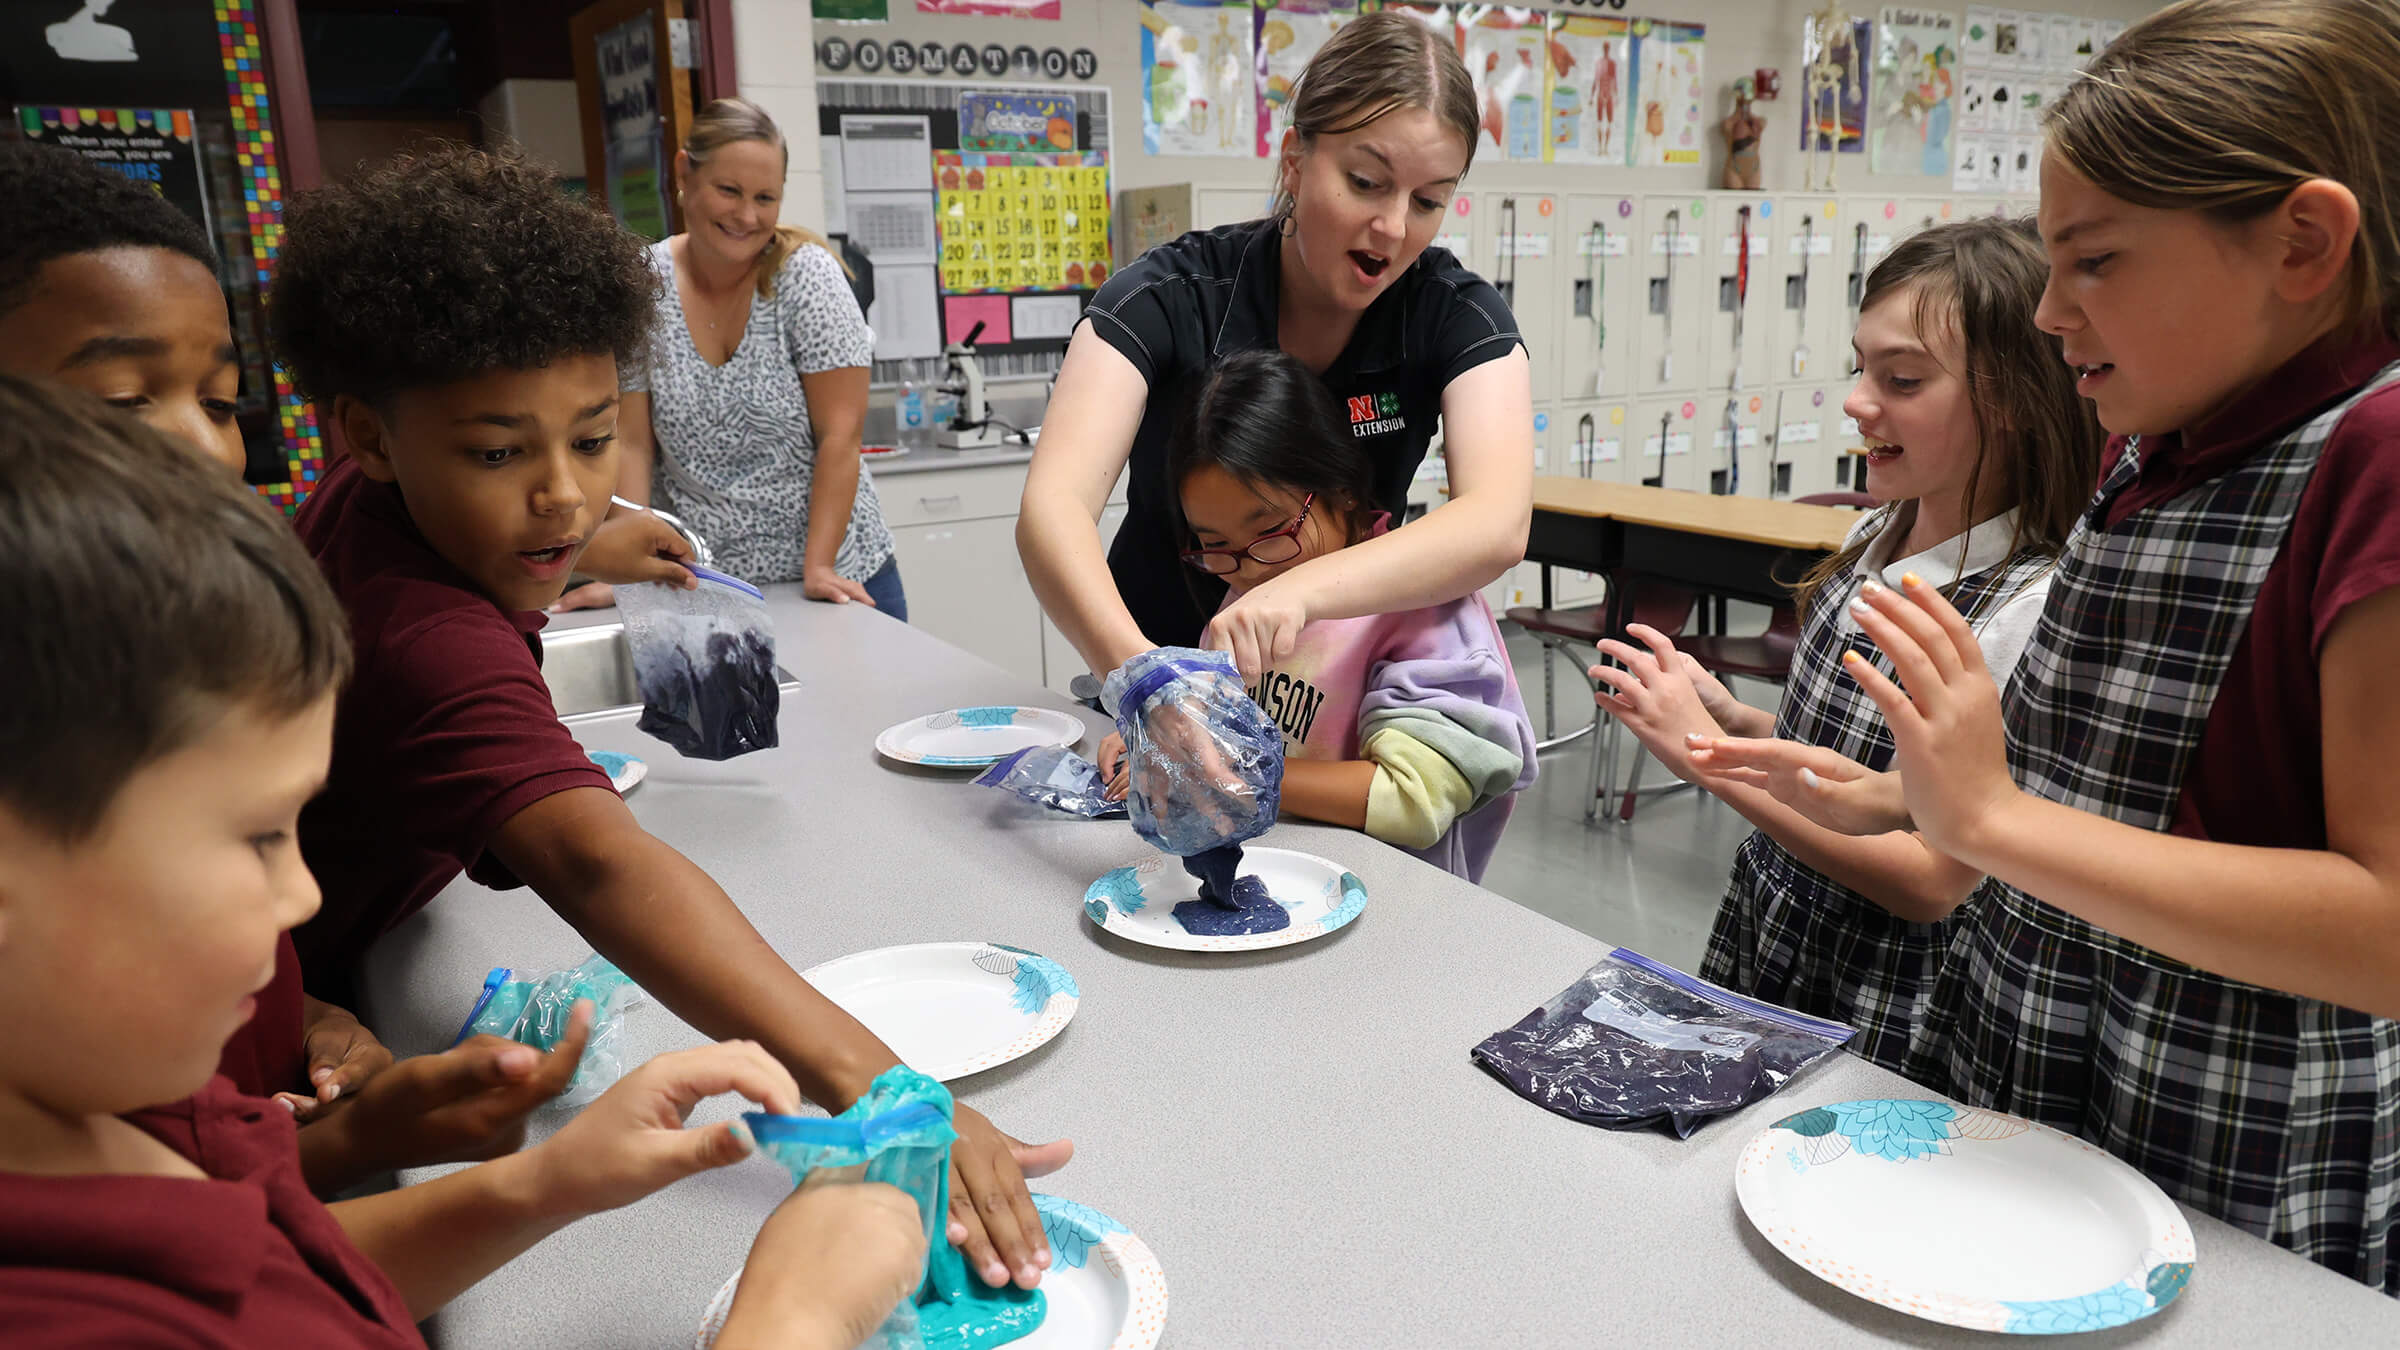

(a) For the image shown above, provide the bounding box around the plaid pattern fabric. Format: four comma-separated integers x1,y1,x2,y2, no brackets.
1910,361,2400,1296
1701,519,2058,1073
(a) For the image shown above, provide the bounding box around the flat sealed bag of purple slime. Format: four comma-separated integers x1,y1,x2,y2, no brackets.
1471,949,1854,1138
973,744,1125,818
1097,647,1282,859
616,566,780,761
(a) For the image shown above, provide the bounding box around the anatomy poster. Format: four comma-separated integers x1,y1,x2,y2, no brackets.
1544,14,1630,166
1255,0,1355,156
1629,19,1704,168
1459,6,1548,161
1142,0,1257,156
1869,7,1956,177
1800,10,1873,154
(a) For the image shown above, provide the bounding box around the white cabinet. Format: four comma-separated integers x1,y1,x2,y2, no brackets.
1557,193,1639,403
889,514,1046,685
879,457,1127,694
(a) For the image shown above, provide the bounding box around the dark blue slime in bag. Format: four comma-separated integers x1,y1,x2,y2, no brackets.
1472,949,1855,1138
1100,648,1284,928
617,566,781,761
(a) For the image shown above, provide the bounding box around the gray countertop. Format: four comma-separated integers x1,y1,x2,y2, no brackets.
368,588,2399,1348
868,444,1037,476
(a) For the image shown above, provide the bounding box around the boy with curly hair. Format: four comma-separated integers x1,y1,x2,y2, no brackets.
269,144,1068,1292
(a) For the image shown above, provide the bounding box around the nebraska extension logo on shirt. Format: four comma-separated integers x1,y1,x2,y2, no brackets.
1347,391,1404,438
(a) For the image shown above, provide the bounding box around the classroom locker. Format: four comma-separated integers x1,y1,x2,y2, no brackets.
1632,396,1704,492
1633,194,1705,395
1901,196,1957,240
1479,191,1562,405
1557,193,1639,402
1543,406,1619,606
1841,198,1902,347
1773,196,1842,386
1828,383,1869,491
1703,392,1771,498
1773,386,1842,499
1701,193,1775,395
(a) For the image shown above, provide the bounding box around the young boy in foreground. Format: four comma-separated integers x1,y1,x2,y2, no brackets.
0,375,926,1347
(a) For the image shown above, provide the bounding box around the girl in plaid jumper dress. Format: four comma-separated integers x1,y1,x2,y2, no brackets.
1591,219,2101,1072
1692,0,2400,1293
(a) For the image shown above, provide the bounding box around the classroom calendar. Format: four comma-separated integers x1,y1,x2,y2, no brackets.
935,150,1114,293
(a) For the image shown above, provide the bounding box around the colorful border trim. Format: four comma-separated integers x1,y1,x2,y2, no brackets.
215,0,325,512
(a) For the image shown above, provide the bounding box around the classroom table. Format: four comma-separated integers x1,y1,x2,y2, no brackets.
1526,476,1860,637
364,590,2399,1349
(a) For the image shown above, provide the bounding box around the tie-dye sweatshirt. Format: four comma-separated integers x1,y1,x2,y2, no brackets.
1231,569,1537,882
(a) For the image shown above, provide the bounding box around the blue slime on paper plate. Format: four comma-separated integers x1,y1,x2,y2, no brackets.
747,1067,1045,1350
1171,845,1288,936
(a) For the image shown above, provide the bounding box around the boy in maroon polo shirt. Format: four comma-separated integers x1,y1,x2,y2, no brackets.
0,142,703,1199
0,376,929,1347
267,144,1069,1293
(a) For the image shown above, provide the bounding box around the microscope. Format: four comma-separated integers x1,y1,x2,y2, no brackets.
936,320,1015,451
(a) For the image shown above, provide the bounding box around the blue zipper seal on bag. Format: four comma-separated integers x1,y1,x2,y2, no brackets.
1120,654,1234,716
743,1102,946,1153
686,565,764,601
1608,948,1856,1043
450,967,512,1047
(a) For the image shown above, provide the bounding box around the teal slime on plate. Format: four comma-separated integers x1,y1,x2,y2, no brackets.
746,1067,1046,1350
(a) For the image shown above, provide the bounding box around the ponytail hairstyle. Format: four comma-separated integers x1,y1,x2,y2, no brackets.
681,98,850,299
1167,349,1380,603
1265,10,1480,227
1791,218,2105,620
2046,0,2400,339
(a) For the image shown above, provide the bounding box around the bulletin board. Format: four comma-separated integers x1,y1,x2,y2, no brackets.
819,78,1114,386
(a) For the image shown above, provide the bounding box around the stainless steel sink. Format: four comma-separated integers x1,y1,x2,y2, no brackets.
541,622,800,724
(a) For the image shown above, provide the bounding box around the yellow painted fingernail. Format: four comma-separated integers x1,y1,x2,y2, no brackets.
1902,572,1923,588
1842,650,1864,665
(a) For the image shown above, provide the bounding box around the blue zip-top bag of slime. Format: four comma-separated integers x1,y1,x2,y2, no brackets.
1471,949,1855,1138
746,1067,1045,1350
1098,647,1282,858
616,565,780,761
973,744,1126,818
453,952,644,1107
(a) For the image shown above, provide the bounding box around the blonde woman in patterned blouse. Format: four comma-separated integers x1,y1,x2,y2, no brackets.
556,98,904,618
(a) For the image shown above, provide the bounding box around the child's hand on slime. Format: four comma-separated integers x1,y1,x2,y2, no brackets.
945,1103,1073,1289
713,1181,930,1350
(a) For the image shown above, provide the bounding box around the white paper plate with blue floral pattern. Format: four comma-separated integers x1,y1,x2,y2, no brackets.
1736,1099,2195,1334
875,706,1087,768
1082,848,1367,952
803,943,1078,1081
695,1193,1167,1350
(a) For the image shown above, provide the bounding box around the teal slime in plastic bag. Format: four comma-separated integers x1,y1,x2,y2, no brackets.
455,952,643,1107
746,1068,1045,1350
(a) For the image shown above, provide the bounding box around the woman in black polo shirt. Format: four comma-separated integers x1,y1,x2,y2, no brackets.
1019,11,1533,684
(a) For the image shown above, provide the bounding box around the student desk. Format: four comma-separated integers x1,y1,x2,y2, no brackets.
1527,476,1860,633
364,591,2400,1348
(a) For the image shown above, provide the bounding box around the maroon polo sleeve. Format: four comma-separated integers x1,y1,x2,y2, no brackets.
2306,386,2400,654
366,609,616,891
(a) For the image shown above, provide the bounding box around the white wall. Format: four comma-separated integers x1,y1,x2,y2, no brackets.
733,0,829,234
754,0,2165,226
